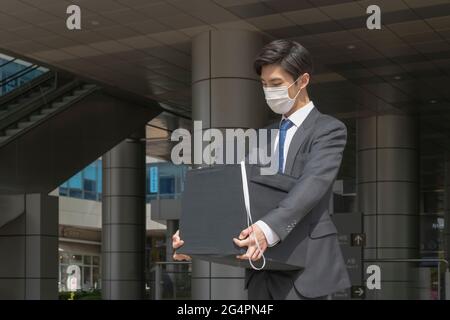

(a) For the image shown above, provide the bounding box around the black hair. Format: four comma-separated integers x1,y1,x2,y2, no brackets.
254,39,313,80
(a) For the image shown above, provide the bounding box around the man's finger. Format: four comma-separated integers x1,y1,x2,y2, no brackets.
251,248,261,261
173,239,184,249
244,246,257,260
253,248,265,261
173,252,191,261
255,251,263,261
172,230,180,242
247,246,257,260
239,227,252,240
233,237,250,248
237,245,256,260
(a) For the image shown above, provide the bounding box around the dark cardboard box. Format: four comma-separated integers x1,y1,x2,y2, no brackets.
177,164,305,270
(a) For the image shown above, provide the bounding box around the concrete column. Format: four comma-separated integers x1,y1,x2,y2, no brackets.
102,129,146,300
191,29,268,300
0,193,58,299
357,114,419,299
445,160,450,275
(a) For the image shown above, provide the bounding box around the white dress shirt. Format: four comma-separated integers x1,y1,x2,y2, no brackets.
255,101,315,247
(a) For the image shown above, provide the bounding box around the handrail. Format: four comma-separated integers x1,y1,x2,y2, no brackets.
0,81,98,148
0,64,39,88
0,57,17,69
150,261,192,300
0,71,56,109
0,79,81,132
364,258,448,266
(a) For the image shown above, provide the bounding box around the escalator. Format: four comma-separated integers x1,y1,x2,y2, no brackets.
0,53,163,225
0,53,49,96
0,77,97,144
0,71,55,121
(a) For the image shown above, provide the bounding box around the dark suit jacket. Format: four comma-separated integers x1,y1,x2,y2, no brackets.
245,106,351,298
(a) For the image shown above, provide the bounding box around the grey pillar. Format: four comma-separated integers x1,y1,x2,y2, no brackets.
0,193,58,299
357,114,419,299
102,129,146,300
445,160,450,270
191,29,268,300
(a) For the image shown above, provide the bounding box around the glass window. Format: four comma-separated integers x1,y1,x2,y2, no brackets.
83,179,96,193
93,267,100,290
60,265,68,292
69,189,83,199
71,254,82,264
83,255,91,265
59,161,189,203
84,191,97,201
83,266,92,290
97,161,102,194
58,252,103,292
159,176,175,195
84,163,96,181
60,252,70,264
59,187,68,196
69,172,82,189
84,163,97,196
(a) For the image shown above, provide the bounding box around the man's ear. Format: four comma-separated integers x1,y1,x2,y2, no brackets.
299,73,310,90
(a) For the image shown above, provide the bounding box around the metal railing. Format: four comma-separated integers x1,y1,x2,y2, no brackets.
149,261,192,300
0,53,50,99
0,56,17,69
0,71,56,111
0,79,85,139
149,259,448,300
0,64,40,88
364,258,449,300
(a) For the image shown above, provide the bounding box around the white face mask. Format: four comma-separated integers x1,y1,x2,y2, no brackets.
263,76,301,114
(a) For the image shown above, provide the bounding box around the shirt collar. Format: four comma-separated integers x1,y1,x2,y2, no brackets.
281,101,315,128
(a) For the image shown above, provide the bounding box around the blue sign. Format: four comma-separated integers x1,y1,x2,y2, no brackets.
150,167,159,193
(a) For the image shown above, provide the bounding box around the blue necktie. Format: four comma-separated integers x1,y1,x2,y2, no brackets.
279,119,294,173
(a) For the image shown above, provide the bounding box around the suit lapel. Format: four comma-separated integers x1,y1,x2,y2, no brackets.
284,107,320,175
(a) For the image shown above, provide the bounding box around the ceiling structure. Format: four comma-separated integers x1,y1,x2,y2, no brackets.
1,0,449,188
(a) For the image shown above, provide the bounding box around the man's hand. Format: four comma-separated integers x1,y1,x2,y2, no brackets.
233,224,268,261
172,229,191,261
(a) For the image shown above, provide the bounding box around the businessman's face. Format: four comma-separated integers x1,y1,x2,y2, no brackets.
260,64,300,99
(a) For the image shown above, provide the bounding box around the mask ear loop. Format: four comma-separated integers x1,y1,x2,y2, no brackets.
287,75,303,100
240,161,266,271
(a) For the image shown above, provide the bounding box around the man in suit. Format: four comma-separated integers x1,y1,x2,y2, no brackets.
173,39,351,300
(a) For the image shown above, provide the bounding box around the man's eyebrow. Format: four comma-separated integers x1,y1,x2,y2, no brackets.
260,77,283,82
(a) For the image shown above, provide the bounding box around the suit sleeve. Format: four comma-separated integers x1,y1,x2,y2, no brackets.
260,119,347,241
